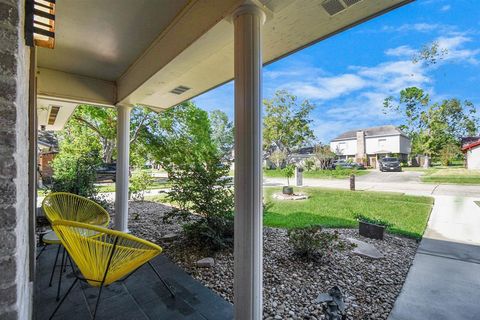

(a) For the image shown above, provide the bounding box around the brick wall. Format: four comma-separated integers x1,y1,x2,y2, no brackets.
0,0,32,319
39,152,56,180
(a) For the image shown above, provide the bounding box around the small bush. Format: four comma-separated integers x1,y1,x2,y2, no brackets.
288,226,349,261
182,214,234,249
50,151,101,200
129,171,154,201
283,164,295,185
304,158,315,171
354,213,392,227
163,155,234,250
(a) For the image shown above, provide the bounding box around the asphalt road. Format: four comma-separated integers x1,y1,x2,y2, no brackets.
356,170,422,183
264,170,480,197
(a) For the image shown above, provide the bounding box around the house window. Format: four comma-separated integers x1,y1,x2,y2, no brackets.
378,138,386,150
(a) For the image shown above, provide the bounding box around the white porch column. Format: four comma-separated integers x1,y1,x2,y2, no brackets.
233,4,266,320
115,104,131,232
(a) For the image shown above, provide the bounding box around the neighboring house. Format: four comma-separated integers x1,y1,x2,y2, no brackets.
330,125,411,168
37,131,58,183
264,147,315,169
287,147,314,165
462,138,480,170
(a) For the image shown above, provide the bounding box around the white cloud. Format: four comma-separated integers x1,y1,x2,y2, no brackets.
440,5,451,12
436,35,480,65
264,67,325,80
384,35,480,65
354,60,429,93
288,74,366,100
385,45,416,57
380,23,456,34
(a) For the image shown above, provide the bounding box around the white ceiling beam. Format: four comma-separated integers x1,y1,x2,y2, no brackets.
37,67,116,107
116,0,244,106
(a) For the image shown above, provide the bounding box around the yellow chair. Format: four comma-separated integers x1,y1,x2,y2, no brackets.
39,192,110,300
42,192,110,225
49,220,174,320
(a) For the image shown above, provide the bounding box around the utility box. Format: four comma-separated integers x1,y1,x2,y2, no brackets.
295,167,303,186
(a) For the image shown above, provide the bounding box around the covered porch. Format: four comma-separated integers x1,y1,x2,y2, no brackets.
1,0,414,319
34,246,232,320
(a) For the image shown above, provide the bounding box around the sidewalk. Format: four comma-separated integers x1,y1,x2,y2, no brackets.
263,177,480,197
388,196,480,320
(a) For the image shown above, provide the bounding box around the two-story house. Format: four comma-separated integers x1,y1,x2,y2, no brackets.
330,125,411,168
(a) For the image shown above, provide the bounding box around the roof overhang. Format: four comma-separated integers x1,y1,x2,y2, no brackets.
463,141,480,152
36,0,414,130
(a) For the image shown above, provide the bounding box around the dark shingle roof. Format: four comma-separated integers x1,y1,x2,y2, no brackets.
331,125,406,141
38,131,58,150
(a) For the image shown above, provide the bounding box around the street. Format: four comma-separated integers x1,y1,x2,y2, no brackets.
263,170,480,197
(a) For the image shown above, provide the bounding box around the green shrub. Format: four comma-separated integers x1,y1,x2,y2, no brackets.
354,213,392,227
129,171,154,201
163,155,234,250
288,226,349,261
304,158,315,171
50,151,101,201
283,164,295,185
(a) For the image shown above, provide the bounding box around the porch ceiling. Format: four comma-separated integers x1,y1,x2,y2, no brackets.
37,0,412,128
37,0,190,82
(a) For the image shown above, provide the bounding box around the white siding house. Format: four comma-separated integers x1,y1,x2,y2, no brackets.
463,140,480,170
330,125,411,168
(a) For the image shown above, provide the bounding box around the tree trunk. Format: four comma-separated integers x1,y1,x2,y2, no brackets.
103,139,115,163
423,154,430,168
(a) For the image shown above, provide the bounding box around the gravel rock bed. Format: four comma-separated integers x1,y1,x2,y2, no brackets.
126,201,418,320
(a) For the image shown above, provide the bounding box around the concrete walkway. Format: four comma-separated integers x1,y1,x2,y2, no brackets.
388,196,480,320
263,175,480,197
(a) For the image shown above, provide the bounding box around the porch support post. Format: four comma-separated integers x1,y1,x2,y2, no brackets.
233,4,265,320
115,104,131,232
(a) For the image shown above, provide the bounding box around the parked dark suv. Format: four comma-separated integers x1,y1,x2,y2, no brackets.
379,157,401,172
96,163,117,182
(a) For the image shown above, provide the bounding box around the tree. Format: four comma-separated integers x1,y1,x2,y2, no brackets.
269,149,287,169
50,126,102,200
384,87,478,159
439,142,461,166
143,102,217,166
263,90,315,158
412,41,448,66
148,102,234,249
314,144,336,170
209,109,234,159
67,105,155,163
282,164,295,186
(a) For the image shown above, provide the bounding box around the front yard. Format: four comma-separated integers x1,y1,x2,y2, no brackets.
129,193,427,320
420,167,480,184
264,168,370,179
264,187,434,239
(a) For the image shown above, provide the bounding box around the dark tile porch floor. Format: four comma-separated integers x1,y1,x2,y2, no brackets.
35,245,233,320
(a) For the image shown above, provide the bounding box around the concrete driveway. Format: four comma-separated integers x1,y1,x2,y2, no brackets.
389,196,480,320
356,170,422,183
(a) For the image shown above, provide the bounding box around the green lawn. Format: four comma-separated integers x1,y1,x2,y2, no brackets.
420,167,480,185
97,180,171,193
263,168,370,179
264,187,433,239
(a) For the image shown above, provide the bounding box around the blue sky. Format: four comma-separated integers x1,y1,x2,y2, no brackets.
193,0,480,143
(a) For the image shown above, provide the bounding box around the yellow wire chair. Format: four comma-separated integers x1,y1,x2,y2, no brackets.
39,192,110,301
49,220,175,320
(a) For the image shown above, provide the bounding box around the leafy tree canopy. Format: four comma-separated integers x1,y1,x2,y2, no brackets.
384,87,478,157
209,109,234,159
142,101,218,166
263,90,315,156
66,104,155,164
